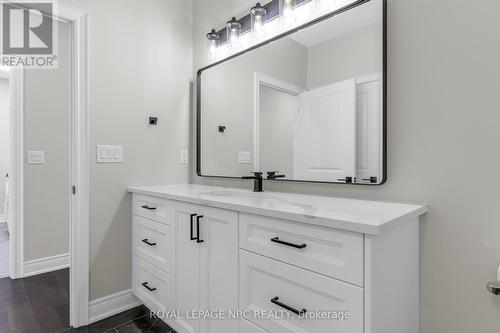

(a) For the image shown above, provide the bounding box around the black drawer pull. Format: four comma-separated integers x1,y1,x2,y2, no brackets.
190,214,197,241
141,239,157,246
141,205,157,211
271,237,306,249
196,215,204,243
142,282,156,292
271,297,306,316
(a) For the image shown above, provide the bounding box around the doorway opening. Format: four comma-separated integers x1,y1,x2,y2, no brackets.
2,4,90,329
0,66,10,279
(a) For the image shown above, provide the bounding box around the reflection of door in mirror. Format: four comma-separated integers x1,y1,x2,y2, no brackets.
296,78,357,182
356,74,382,184
254,74,303,179
256,75,382,184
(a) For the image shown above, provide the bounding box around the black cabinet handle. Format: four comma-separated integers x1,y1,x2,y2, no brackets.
190,214,197,240
271,237,306,249
141,205,157,211
141,239,157,246
196,215,204,243
271,297,306,316
142,282,156,292
337,177,353,183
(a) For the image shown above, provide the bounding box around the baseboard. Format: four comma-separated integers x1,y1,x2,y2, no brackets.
0,215,5,223
89,289,142,324
23,253,70,277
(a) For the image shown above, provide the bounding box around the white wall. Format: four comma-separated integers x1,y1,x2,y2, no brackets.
193,0,500,332
23,22,71,261
0,78,8,217
58,0,193,301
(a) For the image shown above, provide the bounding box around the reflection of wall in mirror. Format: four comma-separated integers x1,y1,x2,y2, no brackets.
201,38,307,177
307,22,382,89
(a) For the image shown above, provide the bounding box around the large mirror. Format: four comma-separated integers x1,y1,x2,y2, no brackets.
197,0,385,185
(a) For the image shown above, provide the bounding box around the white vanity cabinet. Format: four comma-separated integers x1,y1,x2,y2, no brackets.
174,202,239,333
129,185,428,333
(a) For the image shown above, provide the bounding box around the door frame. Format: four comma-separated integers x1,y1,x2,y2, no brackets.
9,4,89,327
253,73,303,172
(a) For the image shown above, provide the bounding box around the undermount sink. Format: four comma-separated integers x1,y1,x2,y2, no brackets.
198,189,319,215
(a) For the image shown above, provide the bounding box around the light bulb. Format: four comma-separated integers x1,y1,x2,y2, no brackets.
251,3,267,38
209,40,218,59
226,17,242,50
206,29,220,60
229,29,239,48
281,0,296,25
254,15,265,36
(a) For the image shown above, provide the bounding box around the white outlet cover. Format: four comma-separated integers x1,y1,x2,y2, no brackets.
180,150,189,165
28,151,45,164
238,151,251,164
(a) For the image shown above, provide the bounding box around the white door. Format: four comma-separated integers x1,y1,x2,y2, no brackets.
356,78,382,184
296,78,357,182
199,206,239,333
175,203,202,333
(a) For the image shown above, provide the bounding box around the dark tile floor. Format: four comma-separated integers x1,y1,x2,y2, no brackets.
0,268,176,333
0,268,70,333
62,305,176,333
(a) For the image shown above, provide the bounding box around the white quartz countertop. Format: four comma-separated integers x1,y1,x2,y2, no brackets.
128,184,427,235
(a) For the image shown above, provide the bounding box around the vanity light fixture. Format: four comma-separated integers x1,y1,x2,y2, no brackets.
280,0,297,25
226,17,242,50
206,29,221,59
251,2,268,38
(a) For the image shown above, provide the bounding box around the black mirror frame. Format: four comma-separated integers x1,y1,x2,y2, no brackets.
196,0,387,186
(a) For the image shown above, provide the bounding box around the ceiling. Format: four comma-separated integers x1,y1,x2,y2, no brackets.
290,0,382,48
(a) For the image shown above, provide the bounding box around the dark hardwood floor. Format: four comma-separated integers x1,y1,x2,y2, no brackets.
0,269,175,333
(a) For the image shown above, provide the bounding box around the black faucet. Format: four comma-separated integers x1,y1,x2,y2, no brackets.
242,172,263,192
267,171,286,180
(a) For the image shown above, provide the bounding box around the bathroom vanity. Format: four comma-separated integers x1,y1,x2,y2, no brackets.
128,184,427,333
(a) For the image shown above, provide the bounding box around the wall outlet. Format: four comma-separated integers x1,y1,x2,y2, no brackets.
97,145,123,163
28,151,45,164
180,150,189,165
238,151,251,164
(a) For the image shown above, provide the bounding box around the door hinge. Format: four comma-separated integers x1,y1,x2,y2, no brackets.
72,185,76,195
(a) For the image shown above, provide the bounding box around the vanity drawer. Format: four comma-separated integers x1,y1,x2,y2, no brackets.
239,251,363,333
133,195,174,225
133,216,174,273
239,319,270,333
133,256,173,313
239,213,364,286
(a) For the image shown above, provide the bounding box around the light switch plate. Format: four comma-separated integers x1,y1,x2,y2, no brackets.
97,145,123,163
28,151,45,164
180,150,189,165
238,151,251,164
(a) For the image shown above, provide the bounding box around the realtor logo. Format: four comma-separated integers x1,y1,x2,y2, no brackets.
0,1,58,68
